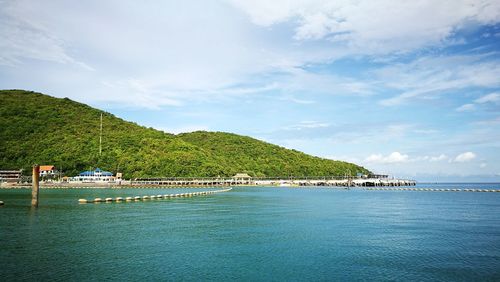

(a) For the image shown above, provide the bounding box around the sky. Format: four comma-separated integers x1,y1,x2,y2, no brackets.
1,0,500,182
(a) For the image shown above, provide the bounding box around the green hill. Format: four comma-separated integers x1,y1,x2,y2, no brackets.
0,90,370,178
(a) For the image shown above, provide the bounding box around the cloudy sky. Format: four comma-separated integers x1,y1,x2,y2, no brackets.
1,0,500,181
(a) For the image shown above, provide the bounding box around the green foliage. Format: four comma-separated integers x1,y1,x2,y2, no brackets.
0,90,370,178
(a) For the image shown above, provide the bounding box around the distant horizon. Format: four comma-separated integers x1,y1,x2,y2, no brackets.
1,1,499,181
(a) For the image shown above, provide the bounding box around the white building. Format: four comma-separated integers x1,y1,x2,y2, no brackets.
40,165,57,176
71,168,115,182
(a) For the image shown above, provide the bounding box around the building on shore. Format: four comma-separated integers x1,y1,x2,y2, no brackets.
232,173,252,185
71,168,116,183
39,165,58,179
233,173,252,180
367,174,389,179
0,169,22,183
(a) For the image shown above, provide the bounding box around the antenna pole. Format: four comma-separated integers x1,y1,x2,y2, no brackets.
99,113,103,156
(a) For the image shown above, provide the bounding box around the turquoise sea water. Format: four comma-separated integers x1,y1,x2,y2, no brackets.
1,184,499,281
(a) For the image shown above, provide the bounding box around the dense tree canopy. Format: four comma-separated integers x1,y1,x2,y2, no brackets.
0,90,370,178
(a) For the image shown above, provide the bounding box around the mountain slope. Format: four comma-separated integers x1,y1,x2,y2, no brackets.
0,90,370,178
178,131,366,177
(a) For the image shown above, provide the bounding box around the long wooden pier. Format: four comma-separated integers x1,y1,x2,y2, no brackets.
129,176,416,187
3,174,416,188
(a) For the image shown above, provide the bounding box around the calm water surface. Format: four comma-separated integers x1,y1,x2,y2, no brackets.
1,184,499,281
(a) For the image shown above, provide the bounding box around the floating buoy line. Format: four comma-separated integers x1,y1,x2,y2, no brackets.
363,187,499,192
2,187,499,207
78,187,232,204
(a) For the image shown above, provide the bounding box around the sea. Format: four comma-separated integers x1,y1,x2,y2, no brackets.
1,183,499,281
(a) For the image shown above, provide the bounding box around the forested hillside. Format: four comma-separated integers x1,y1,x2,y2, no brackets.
0,90,370,178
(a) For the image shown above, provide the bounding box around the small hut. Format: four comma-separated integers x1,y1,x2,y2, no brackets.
232,173,252,185
233,173,252,180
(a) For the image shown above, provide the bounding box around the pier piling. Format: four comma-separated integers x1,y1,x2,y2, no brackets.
31,165,40,208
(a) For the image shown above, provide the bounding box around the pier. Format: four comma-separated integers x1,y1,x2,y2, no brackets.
2,174,417,188
129,175,416,188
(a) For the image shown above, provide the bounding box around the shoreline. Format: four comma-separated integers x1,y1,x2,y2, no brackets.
1,178,417,189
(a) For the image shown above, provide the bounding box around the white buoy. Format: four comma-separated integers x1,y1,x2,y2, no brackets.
105,198,113,202
126,197,133,201
134,196,141,201
78,199,87,204
157,195,163,199
143,196,150,200
150,195,156,199
94,198,103,203
116,197,123,202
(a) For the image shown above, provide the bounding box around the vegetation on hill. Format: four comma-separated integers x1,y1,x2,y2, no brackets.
178,131,365,177
0,90,370,178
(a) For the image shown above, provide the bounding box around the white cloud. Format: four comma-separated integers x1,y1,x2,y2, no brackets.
385,124,414,137
230,0,500,54
365,152,409,164
404,154,448,162
480,163,487,168
456,104,476,112
271,67,377,97
413,129,439,134
474,117,500,126
279,96,316,104
284,121,330,130
0,0,286,107
0,6,93,70
2,0,499,110
378,55,500,106
385,152,408,163
99,79,184,109
455,92,500,113
430,154,448,162
475,92,500,103
454,152,477,162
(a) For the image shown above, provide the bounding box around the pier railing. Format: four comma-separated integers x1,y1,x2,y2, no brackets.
10,175,416,188
129,176,416,187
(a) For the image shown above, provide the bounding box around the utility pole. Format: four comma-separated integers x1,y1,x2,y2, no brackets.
99,113,103,156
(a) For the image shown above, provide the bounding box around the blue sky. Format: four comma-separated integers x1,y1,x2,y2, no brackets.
1,0,500,181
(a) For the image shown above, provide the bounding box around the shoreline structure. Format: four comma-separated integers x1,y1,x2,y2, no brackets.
2,176,415,188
